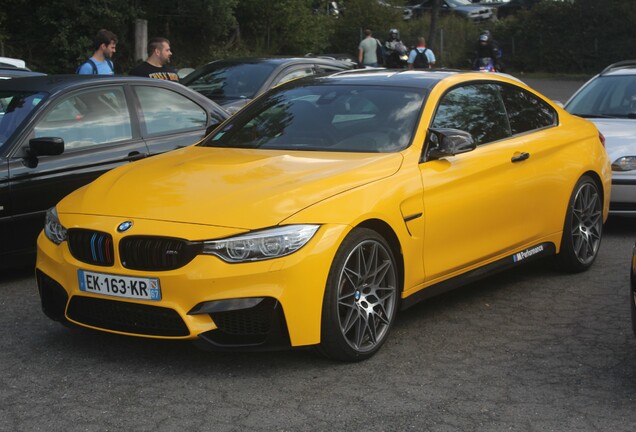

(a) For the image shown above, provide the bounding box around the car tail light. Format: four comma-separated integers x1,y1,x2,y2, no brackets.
599,131,606,148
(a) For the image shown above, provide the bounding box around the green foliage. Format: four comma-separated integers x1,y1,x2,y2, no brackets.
234,0,335,57
329,0,404,57
400,14,481,68
494,0,636,73
0,0,634,74
136,0,239,68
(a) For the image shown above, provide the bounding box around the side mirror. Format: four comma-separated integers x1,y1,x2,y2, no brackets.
426,128,476,160
28,137,64,156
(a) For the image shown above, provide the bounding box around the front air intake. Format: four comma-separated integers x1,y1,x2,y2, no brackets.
119,236,202,271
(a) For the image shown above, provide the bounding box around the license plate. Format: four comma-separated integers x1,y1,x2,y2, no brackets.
78,270,161,301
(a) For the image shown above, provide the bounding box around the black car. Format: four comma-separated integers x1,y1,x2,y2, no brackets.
0,75,229,268
181,56,356,114
631,242,636,336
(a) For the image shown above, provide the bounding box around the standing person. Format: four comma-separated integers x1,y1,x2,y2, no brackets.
358,29,380,68
473,30,503,72
384,28,408,68
129,37,180,81
76,29,117,75
407,37,436,70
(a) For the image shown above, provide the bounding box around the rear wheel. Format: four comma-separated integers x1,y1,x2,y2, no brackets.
556,175,603,272
318,228,399,362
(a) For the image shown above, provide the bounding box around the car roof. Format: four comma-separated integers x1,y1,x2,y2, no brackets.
0,74,189,93
309,68,462,91
199,56,355,68
0,68,46,79
599,60,636,76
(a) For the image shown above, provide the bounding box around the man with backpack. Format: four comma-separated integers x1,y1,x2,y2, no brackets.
407,37,436,70
76,29,117,75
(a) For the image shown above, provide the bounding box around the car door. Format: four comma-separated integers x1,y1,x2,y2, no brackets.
0,157,9,259
4,84,147,259
419,82,548,282
132,84,220,155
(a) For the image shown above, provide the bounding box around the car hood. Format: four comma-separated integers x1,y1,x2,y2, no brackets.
59,146,403,229
456,6,491,15
587,118,636,161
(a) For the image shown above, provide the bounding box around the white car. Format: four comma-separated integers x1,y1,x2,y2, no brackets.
404,0,495,22
565,60,636,216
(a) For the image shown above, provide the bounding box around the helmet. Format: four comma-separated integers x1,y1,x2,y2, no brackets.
389,28,399,39
479,34,489,43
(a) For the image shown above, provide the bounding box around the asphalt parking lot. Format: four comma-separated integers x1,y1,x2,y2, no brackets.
0,78,634,432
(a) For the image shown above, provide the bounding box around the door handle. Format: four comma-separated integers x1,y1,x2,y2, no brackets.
511,152,530,163
127,151,148,162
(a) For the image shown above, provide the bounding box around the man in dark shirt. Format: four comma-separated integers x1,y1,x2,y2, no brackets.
129,37,180,81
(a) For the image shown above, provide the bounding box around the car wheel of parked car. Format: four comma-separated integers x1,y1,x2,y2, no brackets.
319,228,399,361
556,175,603,273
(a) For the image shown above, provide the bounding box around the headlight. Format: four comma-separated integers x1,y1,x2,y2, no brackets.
612,156,636,172
202,225,319,263
44,207,67,245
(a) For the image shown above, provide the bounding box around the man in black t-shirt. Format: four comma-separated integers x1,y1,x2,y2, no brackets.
129,37,180,81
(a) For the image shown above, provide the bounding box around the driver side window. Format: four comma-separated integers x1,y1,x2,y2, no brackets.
34,86,132,150
432,84,511,145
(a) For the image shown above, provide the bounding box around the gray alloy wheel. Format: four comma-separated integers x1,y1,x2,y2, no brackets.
319,228,399,362
556,175,603,272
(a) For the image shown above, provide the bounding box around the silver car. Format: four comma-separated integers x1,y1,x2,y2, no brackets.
565,60,636,216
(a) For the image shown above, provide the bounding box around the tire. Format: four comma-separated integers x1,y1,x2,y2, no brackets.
318,228,400,362
555,175,603,273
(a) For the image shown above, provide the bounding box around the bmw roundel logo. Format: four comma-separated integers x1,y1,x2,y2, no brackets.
117,221,133,232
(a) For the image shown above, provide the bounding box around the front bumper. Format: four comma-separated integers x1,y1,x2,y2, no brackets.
36,218,349,350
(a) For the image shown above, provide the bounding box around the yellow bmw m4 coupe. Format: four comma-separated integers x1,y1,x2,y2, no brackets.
36,70,612,361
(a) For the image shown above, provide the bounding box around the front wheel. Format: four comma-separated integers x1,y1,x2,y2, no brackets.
555,175,603,273
318,228,400,362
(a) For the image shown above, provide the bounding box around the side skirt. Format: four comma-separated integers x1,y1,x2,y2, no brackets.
400,242,556,310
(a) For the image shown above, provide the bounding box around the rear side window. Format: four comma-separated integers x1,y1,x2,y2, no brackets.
134,86,207,136
274,67,315,86
431,82,557,145
500,84,557,134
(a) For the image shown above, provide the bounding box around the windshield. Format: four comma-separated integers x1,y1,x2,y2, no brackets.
184,62,277,101
0,90,47,149
201,83,425,153
565,75,636,119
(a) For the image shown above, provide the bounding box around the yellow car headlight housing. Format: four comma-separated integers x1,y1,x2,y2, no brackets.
201,224,320,263
44,207,68,245
612,156,636,172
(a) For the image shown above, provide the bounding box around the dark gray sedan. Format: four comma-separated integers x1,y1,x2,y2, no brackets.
181,56,356,114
